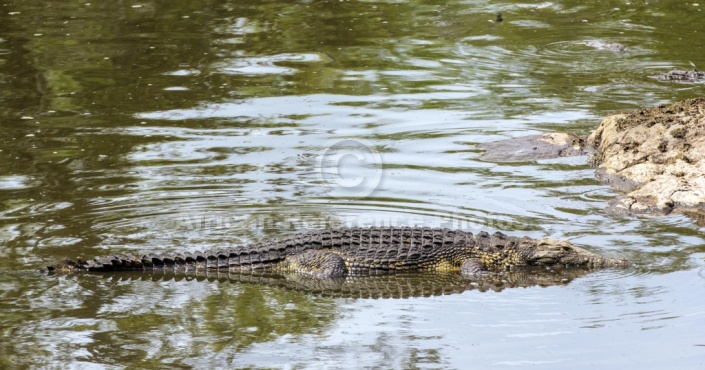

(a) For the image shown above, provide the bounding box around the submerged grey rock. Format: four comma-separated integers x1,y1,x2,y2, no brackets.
479,133,590,162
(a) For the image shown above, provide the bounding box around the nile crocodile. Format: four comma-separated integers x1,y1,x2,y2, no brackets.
656,63,705,81
48,227,630,278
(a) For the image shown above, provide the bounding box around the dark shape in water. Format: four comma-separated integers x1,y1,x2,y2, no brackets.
656,63,705,81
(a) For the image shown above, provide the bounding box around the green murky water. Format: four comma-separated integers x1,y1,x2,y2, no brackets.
1,1,705,368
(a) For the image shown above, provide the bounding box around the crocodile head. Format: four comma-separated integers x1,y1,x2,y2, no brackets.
523,238,631,268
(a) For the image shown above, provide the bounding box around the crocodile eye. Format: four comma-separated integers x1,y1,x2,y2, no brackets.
561,246,571,252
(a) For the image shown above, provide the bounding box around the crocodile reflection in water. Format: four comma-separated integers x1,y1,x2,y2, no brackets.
54,267,612,299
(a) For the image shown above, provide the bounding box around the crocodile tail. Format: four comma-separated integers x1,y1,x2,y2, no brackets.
49,256,125,272
48,253,193,272
47,249,283,272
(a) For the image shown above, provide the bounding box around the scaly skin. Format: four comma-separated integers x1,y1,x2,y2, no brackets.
48,227,630,278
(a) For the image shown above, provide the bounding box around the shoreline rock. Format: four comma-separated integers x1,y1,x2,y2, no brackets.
587,98,705,221
479,98,705,224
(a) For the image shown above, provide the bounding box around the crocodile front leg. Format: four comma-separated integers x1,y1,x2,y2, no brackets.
460,258,490,278
282,250,349,278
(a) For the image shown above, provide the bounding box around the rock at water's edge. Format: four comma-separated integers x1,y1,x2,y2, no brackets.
587,98,705,221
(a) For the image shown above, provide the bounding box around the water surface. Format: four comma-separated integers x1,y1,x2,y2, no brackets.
1,1,705,368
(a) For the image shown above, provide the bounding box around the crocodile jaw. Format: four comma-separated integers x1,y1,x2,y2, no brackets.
526,238,631,268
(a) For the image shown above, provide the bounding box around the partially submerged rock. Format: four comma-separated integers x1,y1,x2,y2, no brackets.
587,98,705,221
478,98,705,224
479,133,590,162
